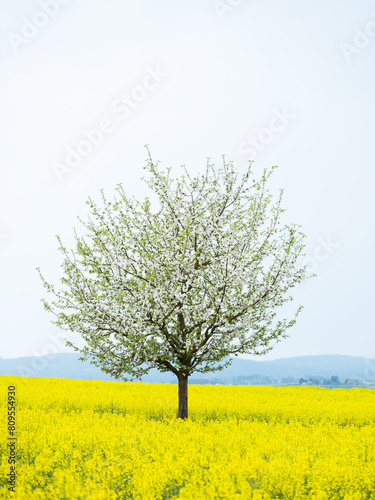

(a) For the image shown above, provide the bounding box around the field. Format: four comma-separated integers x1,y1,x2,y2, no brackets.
1,376,375,499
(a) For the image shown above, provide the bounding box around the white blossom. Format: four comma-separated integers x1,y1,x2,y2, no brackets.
38,148,311,383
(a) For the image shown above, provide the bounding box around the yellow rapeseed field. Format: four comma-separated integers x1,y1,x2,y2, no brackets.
1,375,375,499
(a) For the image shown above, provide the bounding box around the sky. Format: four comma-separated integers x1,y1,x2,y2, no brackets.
0,0,374,361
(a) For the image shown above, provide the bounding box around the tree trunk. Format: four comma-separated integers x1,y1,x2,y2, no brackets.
177,373,188,419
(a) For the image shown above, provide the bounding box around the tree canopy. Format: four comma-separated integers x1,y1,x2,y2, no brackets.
38,148,310,418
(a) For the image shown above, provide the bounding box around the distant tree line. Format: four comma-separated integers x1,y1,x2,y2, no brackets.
297,375,364,387
188,374,365,387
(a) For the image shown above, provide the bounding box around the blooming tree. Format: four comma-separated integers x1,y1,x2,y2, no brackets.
38,148,310,418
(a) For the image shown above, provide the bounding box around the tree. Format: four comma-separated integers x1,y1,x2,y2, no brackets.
38,147,310,419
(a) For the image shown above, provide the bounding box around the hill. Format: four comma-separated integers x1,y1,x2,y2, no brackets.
1,353,374,385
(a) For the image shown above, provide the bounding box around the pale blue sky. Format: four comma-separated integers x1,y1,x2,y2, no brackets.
0,0,374,360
